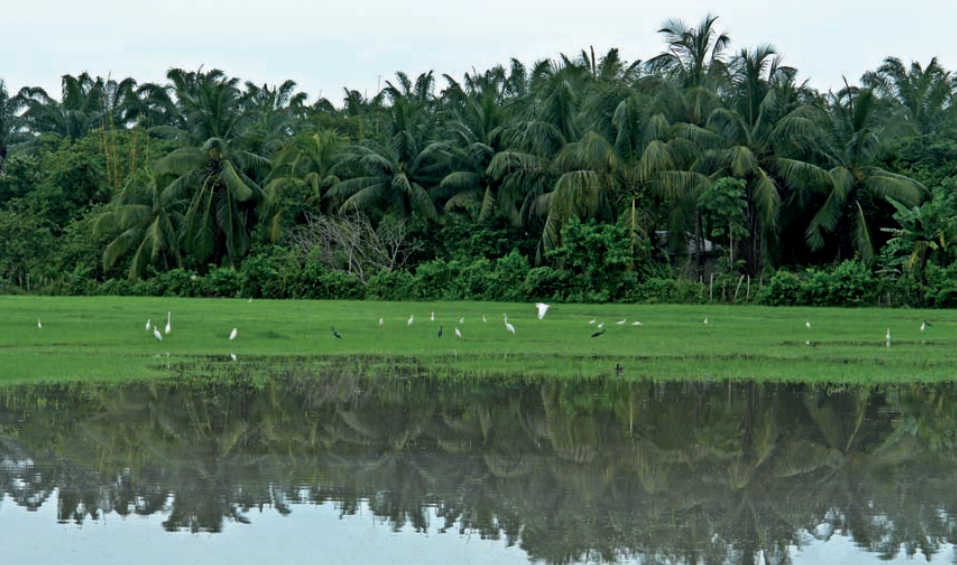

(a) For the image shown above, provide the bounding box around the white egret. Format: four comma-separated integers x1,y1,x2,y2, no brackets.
379,317,384,327
535,303,550,320
503,315,516,335
454,327,462,338
886,328,891,347
597,322,604,329
588,319,596,325
146,319,151,331
431,311,435,322
921,320,931,331
153,327,163,341
459,316,465,325
37,318,42,329
482,314,487,323
703,317,709,325
408,314,414,326
165,311,171,335
616,318,627,325
632,321,643,326
229,327,238,341
806,320,811,329
230,353,237,361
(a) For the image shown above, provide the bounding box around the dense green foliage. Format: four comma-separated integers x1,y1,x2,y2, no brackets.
3,16,957,307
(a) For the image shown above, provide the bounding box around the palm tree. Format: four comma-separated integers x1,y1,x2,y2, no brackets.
153,68,267,267
779,86,926,262
16,72,108,141
327,76,448,222
94,168,185,280
261,129,343,241
645,14,732,91
0,79,26,173
862,57,953,136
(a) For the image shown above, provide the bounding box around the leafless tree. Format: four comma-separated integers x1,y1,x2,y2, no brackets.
286,212,421,284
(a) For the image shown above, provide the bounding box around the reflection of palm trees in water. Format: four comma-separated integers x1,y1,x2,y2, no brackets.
0,368,955,561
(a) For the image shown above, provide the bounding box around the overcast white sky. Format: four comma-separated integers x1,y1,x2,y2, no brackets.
6,0,954,105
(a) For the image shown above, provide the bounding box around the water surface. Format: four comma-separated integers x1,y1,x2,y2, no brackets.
2,362,956,564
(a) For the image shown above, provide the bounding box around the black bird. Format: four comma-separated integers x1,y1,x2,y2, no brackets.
591,329,606,338
331,326,342,339
438,325,443,338
615,363,624,376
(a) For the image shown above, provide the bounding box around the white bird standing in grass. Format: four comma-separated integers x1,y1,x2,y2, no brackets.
165,311,172,335
459,316,465,325
482,314,487,323
886,327,891,347
632,321,643,326
597,321,604,329
379,317,384,327
806,320,811,329
229,328,238,341
408,314,414,326
37,318,42,329
535,303,550,320
146,319,151,331
431,311,435,322
921,320,930,331
503,314,516,335
589,319,596,325
153,327,163,341
455,327,462,338
617,318,627,325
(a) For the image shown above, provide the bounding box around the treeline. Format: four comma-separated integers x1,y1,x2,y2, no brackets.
2,14,957,306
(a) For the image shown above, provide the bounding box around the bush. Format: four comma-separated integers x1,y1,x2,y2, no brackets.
200,267,240,298
295,262,365,300
755,271,802,306
367,270,416,301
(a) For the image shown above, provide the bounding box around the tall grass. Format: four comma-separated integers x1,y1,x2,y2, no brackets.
1,295,954,384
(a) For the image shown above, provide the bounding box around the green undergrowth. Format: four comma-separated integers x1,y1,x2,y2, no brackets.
1,296,955,385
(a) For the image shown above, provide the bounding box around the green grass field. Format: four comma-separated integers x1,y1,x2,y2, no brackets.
1,295,955,384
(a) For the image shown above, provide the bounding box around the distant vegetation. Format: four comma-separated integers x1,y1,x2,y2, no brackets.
2,14,957,307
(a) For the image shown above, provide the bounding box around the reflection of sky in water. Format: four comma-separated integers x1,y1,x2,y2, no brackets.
2,492,951,565
0,491,529,565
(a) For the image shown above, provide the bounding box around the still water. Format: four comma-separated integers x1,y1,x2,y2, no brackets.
2,361,956,564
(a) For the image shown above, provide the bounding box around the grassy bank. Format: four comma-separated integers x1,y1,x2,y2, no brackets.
1,295,954,384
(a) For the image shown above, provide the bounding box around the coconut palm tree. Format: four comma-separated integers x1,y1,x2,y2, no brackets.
862,56,953,136
0,79,26,172
645,14,732,91
778,86,926,262
94,168,185,280
153,68,267,267
261,129,343,241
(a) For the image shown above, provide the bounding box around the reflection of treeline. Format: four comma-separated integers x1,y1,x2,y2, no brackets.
2,367,957,562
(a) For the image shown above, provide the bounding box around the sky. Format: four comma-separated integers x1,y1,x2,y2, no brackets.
5,0,955,106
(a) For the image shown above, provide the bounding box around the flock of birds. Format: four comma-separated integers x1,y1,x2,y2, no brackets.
33,303,936,351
